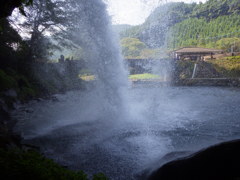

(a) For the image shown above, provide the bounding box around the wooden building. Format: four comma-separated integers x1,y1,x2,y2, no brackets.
173,47,223,61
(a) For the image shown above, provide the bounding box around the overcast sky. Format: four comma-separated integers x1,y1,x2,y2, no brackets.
106,0,207,25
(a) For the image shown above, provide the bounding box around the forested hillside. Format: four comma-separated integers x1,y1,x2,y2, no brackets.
170,14,240,49
119,0,240,57
120,2,197,48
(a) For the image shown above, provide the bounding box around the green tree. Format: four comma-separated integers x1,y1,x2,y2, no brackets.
120,38,146,58
12,0,68,61
216,38,240,52
0,18,23,69
0,0,33,19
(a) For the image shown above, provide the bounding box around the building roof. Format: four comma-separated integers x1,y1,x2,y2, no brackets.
174,47,223,53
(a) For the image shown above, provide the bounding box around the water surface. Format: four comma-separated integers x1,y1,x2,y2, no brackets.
13,86,240,179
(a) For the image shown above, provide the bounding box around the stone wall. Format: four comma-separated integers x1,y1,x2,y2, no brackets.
173,60,240,87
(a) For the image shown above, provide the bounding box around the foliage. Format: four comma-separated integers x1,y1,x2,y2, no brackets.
79,73,162,81
92,173,108,180
19,86,36,100
168,0,240,49
215,38,240,52
0,0,87,100
0,0,33,19
0,18,23,69
0,148,107,180
129,73,161,80
169,14,240,49
192,0,240,20
120,37,169,59
140,48,168,59
174,56,240,79
174,60,195,79
12,0,69,61
120,25,142,39
31,62,83,94
206,56,240,77
120,38,146,58
79,75,95,81
0,68,39,101
0,70,18,91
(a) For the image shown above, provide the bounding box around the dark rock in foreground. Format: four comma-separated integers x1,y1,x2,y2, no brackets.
148,139,240,180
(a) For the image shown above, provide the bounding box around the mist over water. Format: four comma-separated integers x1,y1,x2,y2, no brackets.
14,0,132,138
71,0,129,117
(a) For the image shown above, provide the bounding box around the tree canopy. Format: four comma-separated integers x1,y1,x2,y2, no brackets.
0,0,33,19
120,38,146,58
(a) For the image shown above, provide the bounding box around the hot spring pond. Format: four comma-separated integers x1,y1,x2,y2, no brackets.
12,86,240,179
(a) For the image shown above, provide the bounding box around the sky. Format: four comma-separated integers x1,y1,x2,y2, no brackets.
106,0,207,25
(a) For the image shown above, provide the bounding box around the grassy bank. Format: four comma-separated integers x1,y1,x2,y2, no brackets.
79,73,162,81
129,73,161,80
0,148,107,180
79,74,95,81
206,56,240,77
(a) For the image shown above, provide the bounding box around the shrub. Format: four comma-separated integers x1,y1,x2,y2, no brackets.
0,69,17,91
207,56,240,77
0,148,108,180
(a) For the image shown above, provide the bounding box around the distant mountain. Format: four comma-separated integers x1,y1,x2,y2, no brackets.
112,24,133,34
120,2,197,48
119,0,240,50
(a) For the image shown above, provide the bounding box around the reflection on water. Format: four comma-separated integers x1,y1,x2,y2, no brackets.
13,87,240,179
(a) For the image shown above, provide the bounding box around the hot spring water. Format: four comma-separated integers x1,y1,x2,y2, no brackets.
12,0,240,179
